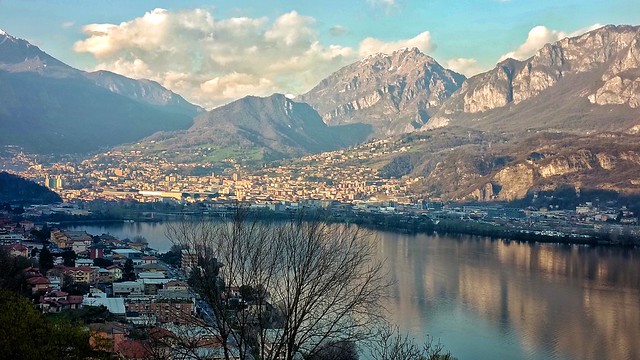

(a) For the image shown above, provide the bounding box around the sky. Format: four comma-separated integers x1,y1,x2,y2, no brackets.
1,0,639,109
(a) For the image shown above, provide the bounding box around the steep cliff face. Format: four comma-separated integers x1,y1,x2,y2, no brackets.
430,25,640,133
459,59,522,113
456,134,640,202
390,129,640,202
298,48,465,136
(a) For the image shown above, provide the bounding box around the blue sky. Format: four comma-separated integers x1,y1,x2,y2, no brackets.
1,0,639,107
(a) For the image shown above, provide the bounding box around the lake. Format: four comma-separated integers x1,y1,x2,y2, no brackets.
66,222,640,360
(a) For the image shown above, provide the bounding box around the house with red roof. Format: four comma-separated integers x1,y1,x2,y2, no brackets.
26,276,51,293
116,339,154,359
89,322,129,352
38,290,83,313
3,243,28,257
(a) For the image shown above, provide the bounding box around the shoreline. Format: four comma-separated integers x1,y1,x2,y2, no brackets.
50,209,639,249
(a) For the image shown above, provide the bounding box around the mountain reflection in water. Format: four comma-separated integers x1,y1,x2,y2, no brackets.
67,223,640,360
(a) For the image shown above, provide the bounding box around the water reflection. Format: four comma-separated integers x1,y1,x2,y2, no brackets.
67,223,640,360
379,233,640,360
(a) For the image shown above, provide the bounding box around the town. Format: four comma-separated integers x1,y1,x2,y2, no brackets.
2,141,639,245
1,224,248,358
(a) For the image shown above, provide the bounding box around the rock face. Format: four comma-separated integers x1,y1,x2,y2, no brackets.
0,30,200,153
459,134,640,202
298,48,465,136
432,25,640,133
458,59,522,113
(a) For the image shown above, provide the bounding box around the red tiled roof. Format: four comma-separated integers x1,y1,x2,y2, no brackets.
4,243,28,251
27,277,50,285
148,327,176,341
117,340,153,359
67,295,84,304
44,290,69,297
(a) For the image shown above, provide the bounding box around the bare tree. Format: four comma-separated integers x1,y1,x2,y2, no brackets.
366,324,453,360
166,208,389,360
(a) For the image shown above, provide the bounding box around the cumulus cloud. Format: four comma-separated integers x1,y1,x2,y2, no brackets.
446,57,486,77
74,8,436,109
500,23,604,62
358,31,434,57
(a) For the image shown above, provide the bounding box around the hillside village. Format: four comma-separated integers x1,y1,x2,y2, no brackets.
0,225,254,359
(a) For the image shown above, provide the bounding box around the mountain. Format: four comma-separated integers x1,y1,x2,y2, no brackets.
298,47,465,136
302,25,640,203
427,25,640,134
0,171,61,204
0,30,202,153
136,94,372,162
84,71,200,117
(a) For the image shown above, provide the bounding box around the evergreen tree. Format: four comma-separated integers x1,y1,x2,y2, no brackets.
38,247,54,272
122,259,136,281
0,290,100,360
61,250,76,267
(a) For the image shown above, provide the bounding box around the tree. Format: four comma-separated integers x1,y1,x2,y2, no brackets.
0,289,101,359
30,226,51,242
366,325,453,360
39,247,54,272
0,248,32,296
159,244,182,267
307,340,359,360
61,250,77,267
166,209,388,360
122,259,136,281
93,257,114,268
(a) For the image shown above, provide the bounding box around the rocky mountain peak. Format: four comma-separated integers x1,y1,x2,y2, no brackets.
298,47,465,136
431,24,640,133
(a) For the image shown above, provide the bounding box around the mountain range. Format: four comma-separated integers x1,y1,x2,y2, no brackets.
297,47,465,136
1,25,640,201
0,31,201,153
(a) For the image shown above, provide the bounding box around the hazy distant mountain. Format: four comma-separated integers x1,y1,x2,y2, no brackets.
138,94,371,162
0,30,201,153
85,70,201,117
298,47,465,136
427,25,640,134
0,171,61,204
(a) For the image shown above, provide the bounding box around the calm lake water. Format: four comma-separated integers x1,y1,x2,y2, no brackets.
66,222,640,360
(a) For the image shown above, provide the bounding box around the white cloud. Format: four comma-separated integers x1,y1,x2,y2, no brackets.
446,57,486,77
368,0,396,8
62,21,75,29
358,31,434,57
74,8,436,109
329,25,349,37
499,23,604,62
200,72,276,99
74,9,355,108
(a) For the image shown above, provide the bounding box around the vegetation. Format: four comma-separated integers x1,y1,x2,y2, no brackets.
0,248,33,296
0,289,100,360
0,171,62,204
122,259,136,281
159,244,182,267
167,209,389,360
38,247,54,272
93,257,113,268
